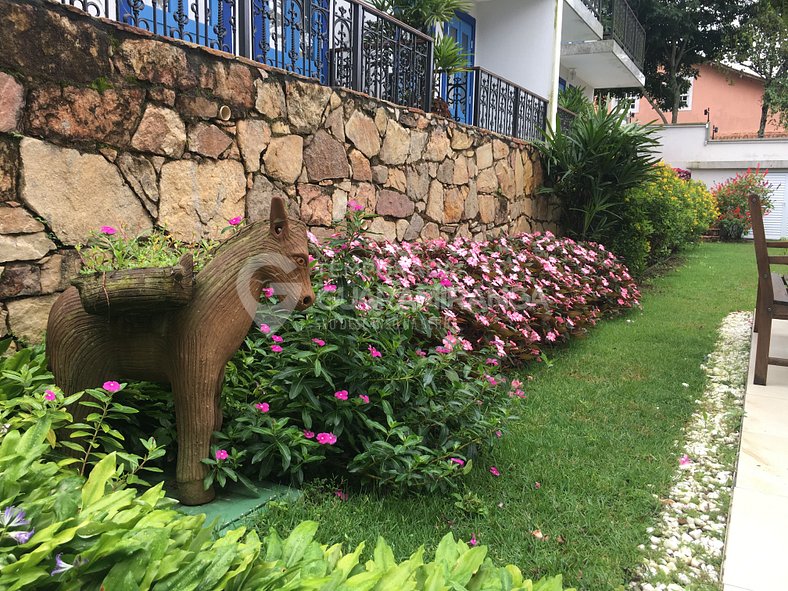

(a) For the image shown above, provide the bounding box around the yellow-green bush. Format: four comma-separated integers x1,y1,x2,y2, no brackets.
611,163,718,275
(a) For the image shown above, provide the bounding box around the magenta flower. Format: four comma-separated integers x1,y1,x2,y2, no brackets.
271,345,283,353
495,430,502,438
439,278,452,287
450,457,465,466
102,381,121,393
303,430,315,439
359,394,370,404
323,283,338,292
469,533,478,547
348,200,364,211
335,489,348,501
215,449,229,461
260,323,271,334
534,481,541,489
100,226,116,235
262,288,275,298
44,389,57,401
489,466,500,477
679,454,692,466
255,402,270,413
415,349,427,357
271,335,284,343
334,390,349,400
486,358,499,366
228,216,243,226
368,345,382,358
312,338,326,347
316,432,337,445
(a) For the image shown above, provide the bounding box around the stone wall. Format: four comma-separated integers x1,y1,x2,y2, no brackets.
0,0,559,344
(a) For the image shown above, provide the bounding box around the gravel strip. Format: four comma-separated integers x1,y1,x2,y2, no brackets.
630,311,752,591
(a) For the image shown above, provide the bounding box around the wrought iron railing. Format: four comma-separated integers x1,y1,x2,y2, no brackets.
442,67,548,143
55,0,433,111
580,0,601,20
557,106,577,132
602,0,645,69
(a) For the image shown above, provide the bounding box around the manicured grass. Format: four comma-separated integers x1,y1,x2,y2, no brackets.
252,242,756,590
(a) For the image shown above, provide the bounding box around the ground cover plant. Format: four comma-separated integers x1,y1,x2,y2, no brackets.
251,242,756,590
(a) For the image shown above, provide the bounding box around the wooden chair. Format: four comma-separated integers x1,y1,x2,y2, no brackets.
749,193,788,385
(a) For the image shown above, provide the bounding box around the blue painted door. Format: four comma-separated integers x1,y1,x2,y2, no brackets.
442,11,476,125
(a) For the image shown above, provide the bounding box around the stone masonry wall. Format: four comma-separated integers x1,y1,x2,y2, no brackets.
0,0,559,344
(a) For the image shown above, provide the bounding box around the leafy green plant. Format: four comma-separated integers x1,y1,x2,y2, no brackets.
557,86,592,116
535,100,661,243
712,167,775,241
433,33,471,76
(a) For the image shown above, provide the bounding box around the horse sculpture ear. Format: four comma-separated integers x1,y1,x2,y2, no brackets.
269,197,290,238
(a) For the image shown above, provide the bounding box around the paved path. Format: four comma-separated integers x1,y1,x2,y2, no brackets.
722,318,788,591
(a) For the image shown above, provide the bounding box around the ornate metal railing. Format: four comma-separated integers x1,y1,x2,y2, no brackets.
557,106,576,132
580,0,601,20
442,67,548,143
55,0,433,111
602,0,645,69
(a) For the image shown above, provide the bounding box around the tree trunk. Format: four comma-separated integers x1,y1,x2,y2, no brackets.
758,98,769,138
671,83,681,124
644,93,669,124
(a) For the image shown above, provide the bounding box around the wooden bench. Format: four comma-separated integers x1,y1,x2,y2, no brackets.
749,193,788,385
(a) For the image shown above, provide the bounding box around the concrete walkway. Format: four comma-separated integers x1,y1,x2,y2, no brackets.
722,318,788,591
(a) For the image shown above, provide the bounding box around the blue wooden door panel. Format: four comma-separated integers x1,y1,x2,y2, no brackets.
442,11,475,125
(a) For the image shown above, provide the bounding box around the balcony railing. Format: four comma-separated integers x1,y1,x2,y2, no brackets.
601,0,645,69
56,0,433,111
442,67,548,143
580,0,601,20
557,106,577,132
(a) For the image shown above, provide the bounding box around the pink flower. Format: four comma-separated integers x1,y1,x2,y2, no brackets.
100,226,116,235
260,323,271,334
215,449,229,461
348,200,364,211
271,335,284,343
262,288,275,298
486,358,500,366
489,466,500,477
440,278,452,287
44,389,57,401
335,489,348,501
255,402,270,413
679,454,692,466
334,390,349,400
323,283,337,292
228,216,243,226
495,430,502,438
469,533,478,547
368,345,382,358
358,394,370,404
534,482,541,489
102,381,121,393
271,345,283,353
316,432,337,445
416,349,427,357
303,430,315,439
450,457,465,466
312,338,326,347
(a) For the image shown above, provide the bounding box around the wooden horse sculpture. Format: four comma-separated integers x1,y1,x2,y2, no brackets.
46,197,315,505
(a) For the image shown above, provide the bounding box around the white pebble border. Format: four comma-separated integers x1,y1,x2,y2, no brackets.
629,311,752,591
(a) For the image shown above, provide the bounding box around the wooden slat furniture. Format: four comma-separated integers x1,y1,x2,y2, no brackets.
749,193,788,385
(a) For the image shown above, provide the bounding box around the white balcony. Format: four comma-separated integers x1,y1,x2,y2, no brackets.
561,38,645,88
562,0,603,43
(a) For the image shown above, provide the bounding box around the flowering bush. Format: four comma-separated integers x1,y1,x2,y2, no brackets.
216,208,639,492
611,163,719,275
712,168,775,240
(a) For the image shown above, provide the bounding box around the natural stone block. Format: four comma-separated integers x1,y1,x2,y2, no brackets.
0,263,40,298
426,181,443,223
453,155,469,185
255,80,286,119
376,190,413,218
350,183,377,213
159,159,246,241
114,39,194,89
199,62,255,109
27,85,145,146
346,111,381,158
246,174,288,222
463,184,478,220
444,187,463,224
188,122,233,159
406,163,430,202
437,159,454,185
236,119,271,173
375,108,389,135
514,152,525,195
299,184,332,226
0,206,44,234
479,194,496,224
477,167,498,194
147,86,176,106
0,138,17,202
366,217,397,242
117,153,159,218
424,129,450,162
0,305,7,338
408,130,428,163
264,135,303,184
379,121,409,165
324,107,345,142
372,165,388,185
386,169,407,193
495,160,516,198
0,232,54,263
396,219,409,241
349,150,372,182
286,80,331,134
493,139,509,161
451,129,473,151
39,251,80,294
0,72,23,133
332,190,348,222
477,143,493,170
421,222,440,241
304,130,349,181
403,213,424,241
177,94,219,119
132,105,186,158
6,294,59,344
20,138,151,245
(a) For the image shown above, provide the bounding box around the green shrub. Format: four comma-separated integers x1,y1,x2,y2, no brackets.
610,163,719,275
535,100,660,243
0,418,573,590
712,168,775,241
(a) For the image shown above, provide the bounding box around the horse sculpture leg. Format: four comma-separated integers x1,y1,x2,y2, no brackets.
171,362,224,505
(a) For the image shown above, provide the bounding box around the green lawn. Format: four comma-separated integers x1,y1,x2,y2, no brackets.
252,242,756,590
